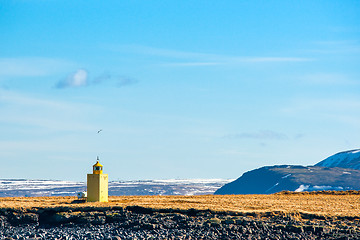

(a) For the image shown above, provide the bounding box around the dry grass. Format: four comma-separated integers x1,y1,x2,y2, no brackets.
1,193,360,218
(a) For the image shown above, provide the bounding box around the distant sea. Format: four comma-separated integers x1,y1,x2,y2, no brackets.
0,179,233,197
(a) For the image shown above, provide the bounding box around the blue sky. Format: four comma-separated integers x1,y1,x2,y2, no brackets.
1,0,360,181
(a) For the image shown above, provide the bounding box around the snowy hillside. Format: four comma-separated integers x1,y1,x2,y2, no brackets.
316,149,360,169
0,179,232,197
215,165,360,194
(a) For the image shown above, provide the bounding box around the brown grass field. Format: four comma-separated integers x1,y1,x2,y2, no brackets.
1,192,360,219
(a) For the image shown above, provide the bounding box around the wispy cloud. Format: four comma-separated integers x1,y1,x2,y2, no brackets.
105,44,312,67
93,72,138,87
281,97,360,127
0,57,74,77
1,89,73,109
282,98,360,114
309,40,360,54
0,89,100,131
161,62,220,67
116,76,138,87
225,130,288,140
56,70,138,89
239,57,309,63
298,73,357,85
92,72,111,84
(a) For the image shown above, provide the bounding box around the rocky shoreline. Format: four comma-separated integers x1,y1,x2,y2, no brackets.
1,206,359,239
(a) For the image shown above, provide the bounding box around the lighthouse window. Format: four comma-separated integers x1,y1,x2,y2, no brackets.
94,166,102,171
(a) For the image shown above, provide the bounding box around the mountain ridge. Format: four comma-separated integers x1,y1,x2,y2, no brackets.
215,149,360,194
315,149,360,169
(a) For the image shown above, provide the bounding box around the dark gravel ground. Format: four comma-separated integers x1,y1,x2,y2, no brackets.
1,207,360,239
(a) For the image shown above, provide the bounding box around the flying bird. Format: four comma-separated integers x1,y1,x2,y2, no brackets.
97,129,103,133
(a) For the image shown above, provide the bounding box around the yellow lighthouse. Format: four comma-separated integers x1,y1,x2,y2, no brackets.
87,157,108,202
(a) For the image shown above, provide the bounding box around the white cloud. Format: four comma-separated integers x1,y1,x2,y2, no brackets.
71,69,88,87
56,69,88,88
56,70,138,89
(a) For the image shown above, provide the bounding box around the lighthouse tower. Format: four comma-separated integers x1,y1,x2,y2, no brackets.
87,157,108,202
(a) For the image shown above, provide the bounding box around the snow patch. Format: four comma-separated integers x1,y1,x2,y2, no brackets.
295,185,310,192
281,174,292,179
265,182,280,193
295,185,346,192
311,185,344,191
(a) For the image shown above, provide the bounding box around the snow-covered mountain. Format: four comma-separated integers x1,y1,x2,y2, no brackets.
214,165,360,194
215,149,360,195
0,179,232,197
315,149,360,169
